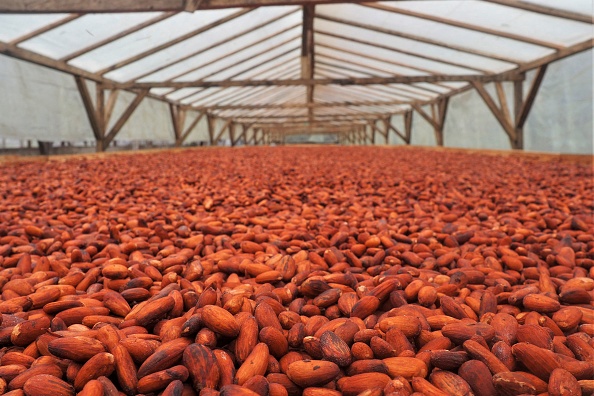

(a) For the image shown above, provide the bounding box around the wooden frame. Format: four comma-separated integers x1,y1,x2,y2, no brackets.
0,1,591,149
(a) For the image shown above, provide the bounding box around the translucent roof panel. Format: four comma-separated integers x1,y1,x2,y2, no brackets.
317,4,554,64
18,13,163,59
314,19,516,74
69,8,241,72
105,7,301,82
520,0,594,16
176,42,301,82
316,32,482,75
0,14,69,42
382,1,594,47
137,24,300,82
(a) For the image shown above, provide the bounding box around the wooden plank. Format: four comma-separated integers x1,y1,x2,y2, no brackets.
103,90,148,147
61,12,177,61
9,14,81,45
97,8,253,76
516,65,547,128
0,0,402,13
74,76,103,141
482,0,593,24
366,3,565,50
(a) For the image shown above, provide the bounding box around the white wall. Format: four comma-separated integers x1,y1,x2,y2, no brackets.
0,49,592,153
0,55,209,145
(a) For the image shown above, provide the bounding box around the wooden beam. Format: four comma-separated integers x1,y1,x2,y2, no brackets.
0,0,401,13
74,76,103,141
516,65,547,128
191,99,407,111
365,3,565,50
169,103,187,143
97,8,253,76
387,122,406,142
103,90,148,148
177,111,205,145
404,110,412,144
103,90,120,127
412,99,448,146
206,114,215,145
302,4,315,124
482,0,593,24
212,118,233,145
471,81,516,140
125,73,523,89
411,104,439,130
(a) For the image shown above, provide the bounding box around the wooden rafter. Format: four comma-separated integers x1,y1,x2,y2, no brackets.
412,97,448,146
302,5,315,123
103,90,149,148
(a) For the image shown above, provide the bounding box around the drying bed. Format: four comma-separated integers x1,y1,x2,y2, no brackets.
0,146,592,396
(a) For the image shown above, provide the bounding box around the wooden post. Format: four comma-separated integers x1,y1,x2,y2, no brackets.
75,76,147,152
207,114,215,145
404,110,412,145
472,67,545,150
412,98,448,146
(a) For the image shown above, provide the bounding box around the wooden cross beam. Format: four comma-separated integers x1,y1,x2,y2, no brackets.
471,65,548,150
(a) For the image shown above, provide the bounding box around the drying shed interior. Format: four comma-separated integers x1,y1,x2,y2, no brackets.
0,0,592,152
0,2,593,396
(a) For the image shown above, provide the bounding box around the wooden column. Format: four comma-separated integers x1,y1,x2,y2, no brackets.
75,76,147,152
404,110,412,145
302,5,315,124
171,106,205,147
412,97,449,146
472,66,546,150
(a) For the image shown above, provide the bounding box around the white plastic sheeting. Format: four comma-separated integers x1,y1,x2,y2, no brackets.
0,1,592,152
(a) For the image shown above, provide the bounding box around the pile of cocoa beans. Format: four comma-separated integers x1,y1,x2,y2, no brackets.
0,146,592,396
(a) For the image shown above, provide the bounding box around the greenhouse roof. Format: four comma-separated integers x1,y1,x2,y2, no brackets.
0,0,592,138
